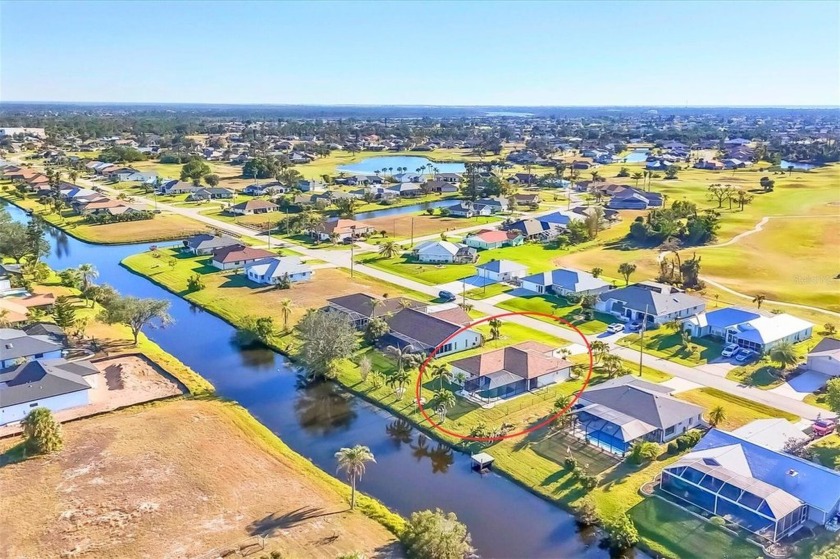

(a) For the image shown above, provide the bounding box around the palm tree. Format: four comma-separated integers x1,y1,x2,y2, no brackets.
769,341,798,370
335,445,376,510
602,353,625,378
488,318,502,340
386,344,409,374
708,405,726,427
379,241,399,259
617,262,637,286
752,294,766,309
631,172,643,187
665,319,682,333
429,363,451,391
77,263,98,292
587,340,608,364
387,368,412,399
434,389,457,422
279,298,294,331
680,330,692,350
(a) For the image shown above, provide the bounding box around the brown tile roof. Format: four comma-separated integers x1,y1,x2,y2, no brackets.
427,306,472,326
211,245,276,264
449,342,571,380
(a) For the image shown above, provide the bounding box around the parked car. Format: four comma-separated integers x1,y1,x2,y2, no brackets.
438,290,457,302
735,348,755,363
721,343,740,358
627,321,643,332
607,322,625,334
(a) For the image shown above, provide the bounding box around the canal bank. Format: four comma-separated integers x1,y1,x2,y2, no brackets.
2,199,619,559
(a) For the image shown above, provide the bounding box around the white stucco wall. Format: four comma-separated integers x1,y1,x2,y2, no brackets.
0,388,89,425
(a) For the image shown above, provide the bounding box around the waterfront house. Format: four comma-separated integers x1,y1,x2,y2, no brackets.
475,260,528,283
412,240,477,264
450,341,572,402
464,229,524,250
446,201,493,218
380,307,482,357
244,256,312,285
520,268,612,297
0,328,64,369
326,293,425,328
595,281,705,327
210,245,276,270
682,307,812,352
0,358,99,425
227,199,279,216
806,337,840,376
660,428,840,542
572,376,704,454
386,182,423,197
184,233,241,256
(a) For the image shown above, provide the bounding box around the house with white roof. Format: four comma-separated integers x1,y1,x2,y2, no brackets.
521,268,612,297
475,260,528,283
728,418,808,452
660,428,840,541
411,240,477,264
244,256,312,285
806,337,840,376
683,307,812,352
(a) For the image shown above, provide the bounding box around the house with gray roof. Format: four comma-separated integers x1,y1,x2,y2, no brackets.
660,428,840,541
475,260,528,283
184,233,241,256
807,337,840,376
521,268,612,297
571,376,704,455
595,281,705,327
381,308,482,357
0,328,64,369
326,294,425,328
0,358,99,425
244,257,312,285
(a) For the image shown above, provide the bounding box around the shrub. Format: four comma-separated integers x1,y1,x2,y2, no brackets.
710,516,726,527
667,441,679,455
22,408,63,454
579,473,598,491
563,457,577,471
605,513,639,551
575,498,599,526
402,508,474,559
186,274,205,291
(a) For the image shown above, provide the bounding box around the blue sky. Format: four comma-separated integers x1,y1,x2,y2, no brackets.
2,1,838,106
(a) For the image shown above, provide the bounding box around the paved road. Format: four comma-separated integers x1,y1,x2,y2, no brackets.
13,162,836,422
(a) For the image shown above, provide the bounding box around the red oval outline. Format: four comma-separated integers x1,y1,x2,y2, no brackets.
414,311,594,442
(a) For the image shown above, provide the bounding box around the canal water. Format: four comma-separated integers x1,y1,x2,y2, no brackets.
3,200,636,559
353,199,455,221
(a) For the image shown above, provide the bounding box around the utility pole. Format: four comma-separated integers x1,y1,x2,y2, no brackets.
410,217,414,247
462,280,466,307
638,304,649,376
350,225,356,278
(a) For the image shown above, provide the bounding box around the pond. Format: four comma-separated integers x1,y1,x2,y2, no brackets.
3,200,633,559
622,149,650,164
339,155,466,175
780,159,818,170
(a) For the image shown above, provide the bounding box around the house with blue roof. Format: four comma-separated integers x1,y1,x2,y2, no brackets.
521,267,612,297
683,307,813,352
660,428,840,542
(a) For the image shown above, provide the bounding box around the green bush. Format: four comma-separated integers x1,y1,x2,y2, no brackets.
667,441,679,455
563,457,577,471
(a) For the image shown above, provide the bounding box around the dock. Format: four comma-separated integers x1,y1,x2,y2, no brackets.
470,452,495,471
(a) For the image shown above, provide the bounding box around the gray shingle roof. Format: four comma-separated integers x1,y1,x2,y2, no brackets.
0,329,64,362
598,281,704,316
385,308,468,349
186,234,240,252
0,358,95,407
327,294,423,319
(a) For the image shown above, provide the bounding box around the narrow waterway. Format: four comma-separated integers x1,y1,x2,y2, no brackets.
4,201,638,559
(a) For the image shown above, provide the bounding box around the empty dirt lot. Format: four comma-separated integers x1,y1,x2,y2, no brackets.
0,399,401,559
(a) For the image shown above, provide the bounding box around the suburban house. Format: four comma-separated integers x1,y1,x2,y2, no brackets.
447,201,493,218
728,418,808,452
244,256,313,285
807,337,840,376
22,323,68,346
660,428,840,542
694,159,725,170
0,358,100,425
0,328,65,369
380,307,482,357
326,294,425,328
607,188,664,210
411,240,478,264
682,307,813,352
464,229,524,250
184,234,241,256
386,183,423,197
210,245,276,270
434,172,462,184
571,376,705,454
571,205,620,223
310,218,376,242
157,180,200,196
475,260,528,283
187,187,235,201
422,180,459,193
450,341,572,402
595,281,706,327
297,179,327,192
512,193,541,206
226,199,279,216
521,268,612,297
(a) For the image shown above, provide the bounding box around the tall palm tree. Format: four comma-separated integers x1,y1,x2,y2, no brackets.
334,445,376,510
601,353,625,378
631,172,643,187
386,345,409,373
708,405,726,427
488,318,502,340
589,340,609,364
434,389,457,422
429,363,451,391
279,298,294,331
387,368,412,399
76,263,98,292
752,294,766,309
379,241,399,259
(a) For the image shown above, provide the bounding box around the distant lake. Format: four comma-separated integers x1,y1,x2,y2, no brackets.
780,159,818,170
486,111,533,117
622,149,649,163
339,155,466,175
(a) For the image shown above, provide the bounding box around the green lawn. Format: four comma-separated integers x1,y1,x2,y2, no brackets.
497,293,618,335
618,331,724,366
676,387,799,429
464,283,512,300
810,434,840,470
629,498,762,559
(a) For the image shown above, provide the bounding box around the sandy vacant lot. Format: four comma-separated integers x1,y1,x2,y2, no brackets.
0,355,185,438
362,213,500,239
0,399,401,559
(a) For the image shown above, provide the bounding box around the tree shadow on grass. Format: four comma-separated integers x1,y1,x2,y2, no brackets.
247,506,345,537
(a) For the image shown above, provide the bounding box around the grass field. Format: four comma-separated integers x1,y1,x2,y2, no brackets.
0,399,401,559
618,331,725,366
497,293,618,334
629,498,761,559
676,387,799,428
464,282,512,299
0,190,208,244
810,434,840,470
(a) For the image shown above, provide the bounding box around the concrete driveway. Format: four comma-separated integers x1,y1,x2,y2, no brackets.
436,275,497,295
769,370,832,401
